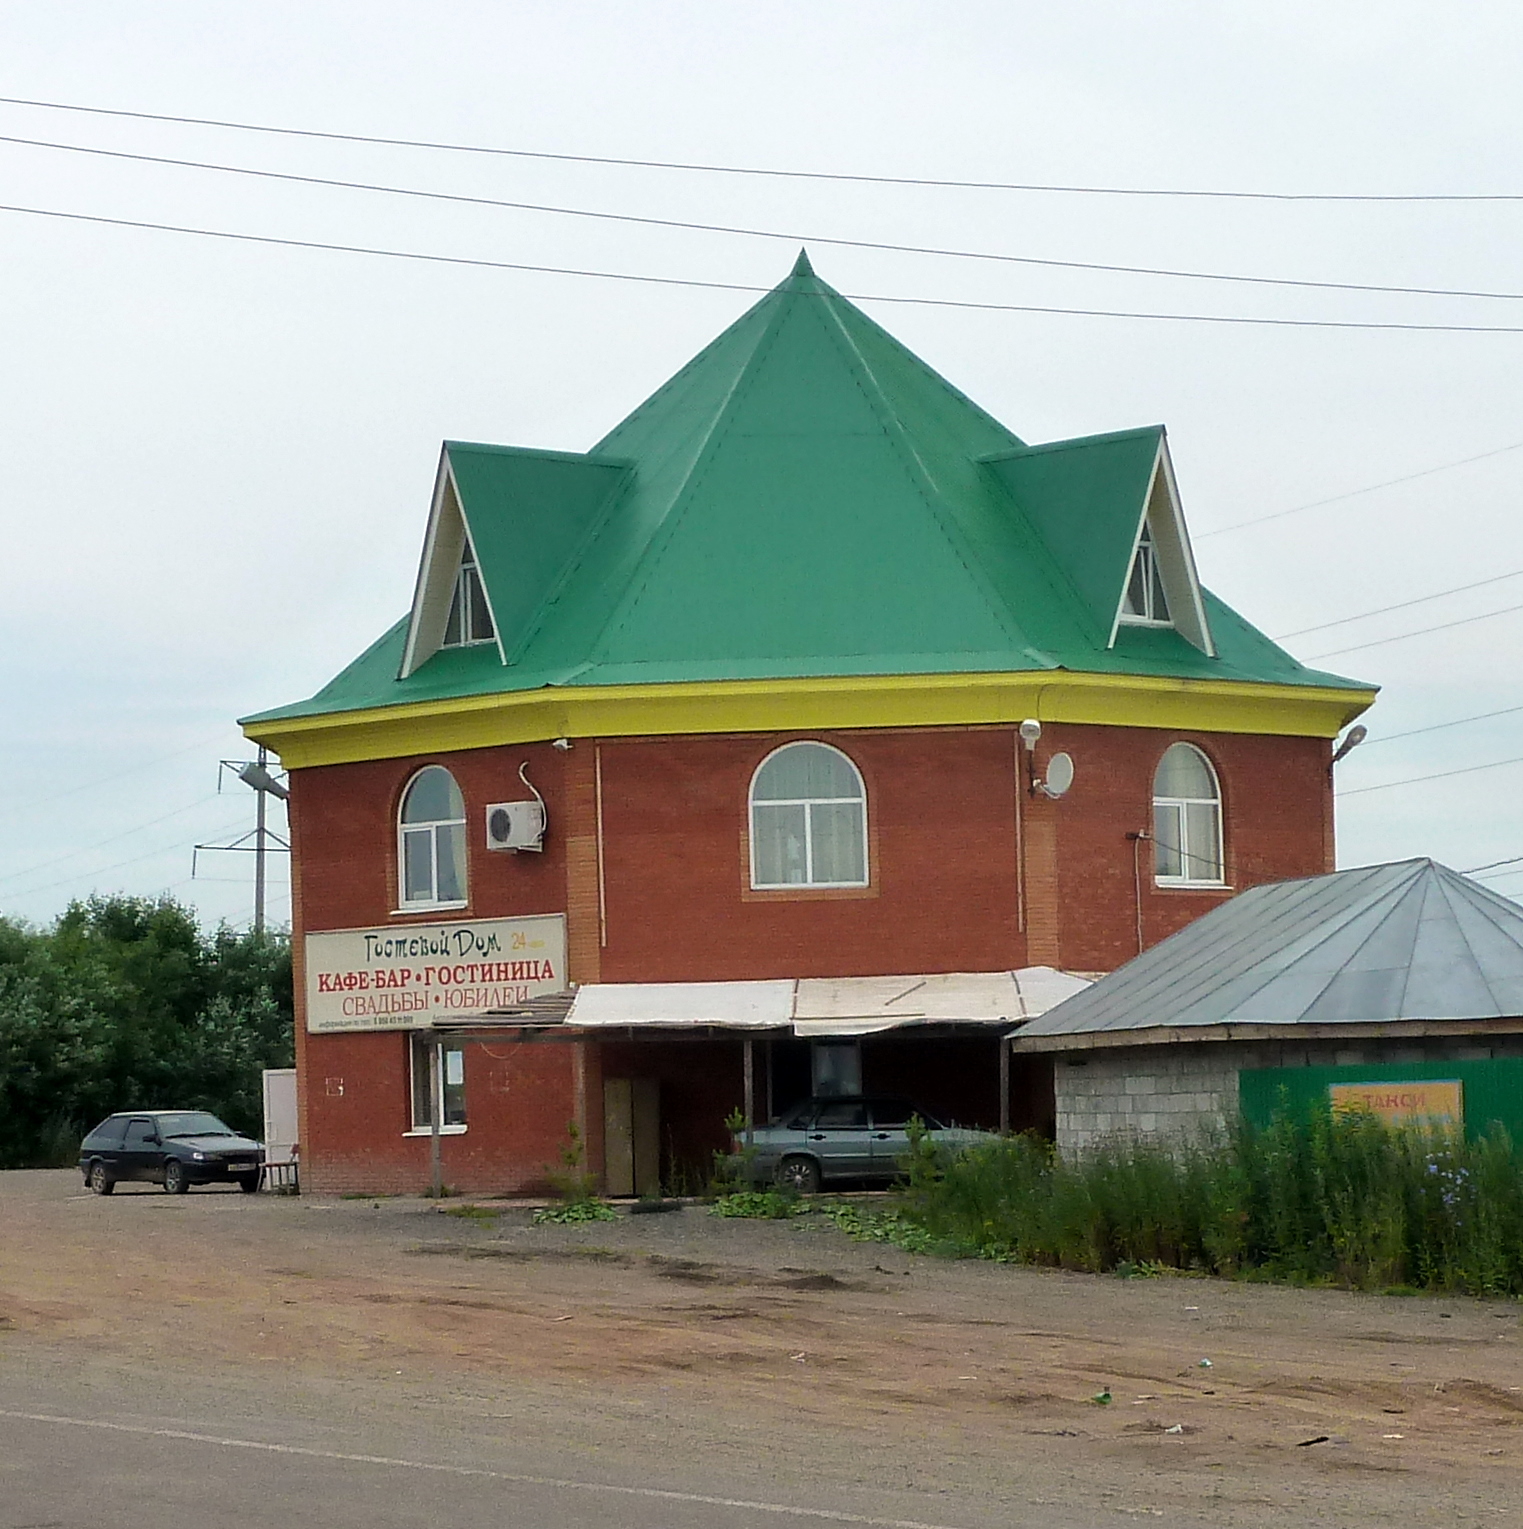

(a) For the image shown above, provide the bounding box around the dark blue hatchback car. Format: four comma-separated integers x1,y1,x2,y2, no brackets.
78,1111,265,1195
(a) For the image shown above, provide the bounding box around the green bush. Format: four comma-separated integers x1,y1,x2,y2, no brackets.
533,1199,618,1225
0,896,293,1166
535,1121,617,1222
897,1107,1523,1295
710,1189,799,1219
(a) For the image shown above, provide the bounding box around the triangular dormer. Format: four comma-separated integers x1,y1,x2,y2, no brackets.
399,442,634,679
981,425,1214,658
1110,437,1213,656
399,452,504,678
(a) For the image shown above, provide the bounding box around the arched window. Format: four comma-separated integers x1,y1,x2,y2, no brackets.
398,766,468,908
1152,743,1223,886
750,742,868,889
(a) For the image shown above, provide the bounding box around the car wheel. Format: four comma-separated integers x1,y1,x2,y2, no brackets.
88,1162,115,1196
235,1171,261,1194
775,1155,822,1195
163,1160,189,1194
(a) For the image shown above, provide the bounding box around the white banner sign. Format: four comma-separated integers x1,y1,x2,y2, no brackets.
305,914,567,1032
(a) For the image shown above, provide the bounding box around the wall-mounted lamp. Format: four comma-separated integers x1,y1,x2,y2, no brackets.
1018,719,1075,799
236,759,290,801
552,737,573,752
1330,724,1368,768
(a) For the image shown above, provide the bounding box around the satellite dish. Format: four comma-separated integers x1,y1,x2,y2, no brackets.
1041,752,1075,799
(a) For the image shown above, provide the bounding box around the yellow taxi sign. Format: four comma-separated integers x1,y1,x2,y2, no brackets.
1329,1080,1464,1128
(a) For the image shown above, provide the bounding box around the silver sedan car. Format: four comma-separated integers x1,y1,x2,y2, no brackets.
739,1096,992,1194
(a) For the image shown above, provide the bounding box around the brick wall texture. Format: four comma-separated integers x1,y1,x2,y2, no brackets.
286,720,1334,1193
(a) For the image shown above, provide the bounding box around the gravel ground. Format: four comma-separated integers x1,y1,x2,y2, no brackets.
4,1170,1522,1527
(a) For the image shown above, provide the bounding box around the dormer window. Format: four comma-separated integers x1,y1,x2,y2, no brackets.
442,539,494,648
1120,525,1171,626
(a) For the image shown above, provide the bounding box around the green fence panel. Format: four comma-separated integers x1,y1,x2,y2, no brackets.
1240,1056,1523,1140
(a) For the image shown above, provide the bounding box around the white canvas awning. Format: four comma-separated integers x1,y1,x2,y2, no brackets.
568,979,794,1029
565,968,1091,1037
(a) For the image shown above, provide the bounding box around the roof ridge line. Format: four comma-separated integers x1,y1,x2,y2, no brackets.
1431,863,1516,1015
1096,866,1409,1024
980,425,1167,464
585,287,798,664
492,459,639,667
445,439,635,468
812,292,1036,654
978,457,1115,652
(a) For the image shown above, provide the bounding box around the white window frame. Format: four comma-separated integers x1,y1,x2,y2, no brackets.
748,741,869,890
440,539,495,650
404,1034,468,1135
1118,524,1173,628
397,767,469,912
1152,743,1225,888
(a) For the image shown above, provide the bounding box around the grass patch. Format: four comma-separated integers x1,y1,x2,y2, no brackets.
710,1189,799,1219
533,1200,619,1225
442,1204,501,1223
812,1201,940,1255
895,1108,1523,1296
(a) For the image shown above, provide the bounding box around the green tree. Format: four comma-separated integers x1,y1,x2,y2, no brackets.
0,896,294,1166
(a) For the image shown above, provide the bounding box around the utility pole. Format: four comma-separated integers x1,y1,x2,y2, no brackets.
253,745,270,936
195,750,291,935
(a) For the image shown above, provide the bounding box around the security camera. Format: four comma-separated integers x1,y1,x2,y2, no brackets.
551,738,572,752
1018,719,1042,752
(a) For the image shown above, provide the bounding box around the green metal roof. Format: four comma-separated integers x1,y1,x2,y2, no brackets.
245,252,1371,727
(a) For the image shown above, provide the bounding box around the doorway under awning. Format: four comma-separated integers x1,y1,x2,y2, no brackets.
561,968,1093,1149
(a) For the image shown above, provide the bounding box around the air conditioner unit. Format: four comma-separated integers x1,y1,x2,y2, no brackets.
485,800,546,853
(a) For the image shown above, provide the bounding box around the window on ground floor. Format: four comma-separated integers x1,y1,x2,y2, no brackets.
409,1034,467,1131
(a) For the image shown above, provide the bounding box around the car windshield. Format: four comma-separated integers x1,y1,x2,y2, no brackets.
157,1112,234,1138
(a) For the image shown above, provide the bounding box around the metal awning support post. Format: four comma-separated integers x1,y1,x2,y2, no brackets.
742,1038,755,1149
999,1034,1011,1136
429,1040,443,1198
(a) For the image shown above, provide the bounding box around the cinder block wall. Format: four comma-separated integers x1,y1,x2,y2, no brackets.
1053,1035,1523,1157
1055,1046,1241,1155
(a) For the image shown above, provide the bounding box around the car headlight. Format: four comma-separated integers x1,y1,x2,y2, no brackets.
191,1151,208,1161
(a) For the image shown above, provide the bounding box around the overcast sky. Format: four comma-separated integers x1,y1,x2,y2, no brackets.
4,1,1523,933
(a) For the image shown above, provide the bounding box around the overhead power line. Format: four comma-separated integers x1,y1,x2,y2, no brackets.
1276,568,1523,640
1472,866,1523,885
1339,753,1523,797
8,131,1523,305
26,732,226,811
0,791,224,889
1359,702,1523,748
4,95,1523,204
1197,439,1523,539
0,813,251,904
9,201,1523,334
1306,598,1523,660
1462,853,1523,875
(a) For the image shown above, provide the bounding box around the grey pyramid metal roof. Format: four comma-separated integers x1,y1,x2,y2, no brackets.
1017,859,1523,1046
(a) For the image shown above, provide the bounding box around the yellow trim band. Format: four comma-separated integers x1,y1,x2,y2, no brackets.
243,671,1376,769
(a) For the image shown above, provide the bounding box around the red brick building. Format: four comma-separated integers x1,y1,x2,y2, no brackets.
243,254,1374,1195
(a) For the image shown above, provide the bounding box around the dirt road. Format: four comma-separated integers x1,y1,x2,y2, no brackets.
2,1170,1520,1526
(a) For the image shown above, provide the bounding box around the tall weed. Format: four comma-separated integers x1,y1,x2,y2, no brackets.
900,1107,1523,1295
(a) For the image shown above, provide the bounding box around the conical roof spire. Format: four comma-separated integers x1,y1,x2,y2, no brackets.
790,247,815,279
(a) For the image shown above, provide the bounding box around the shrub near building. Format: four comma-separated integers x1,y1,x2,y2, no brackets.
899,1108,1523,1295
0,895,294,1167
